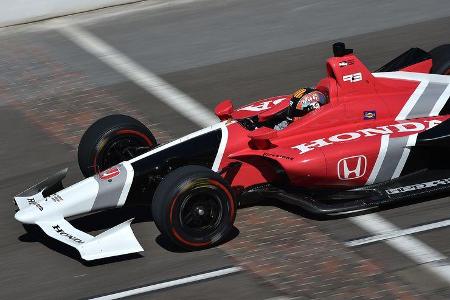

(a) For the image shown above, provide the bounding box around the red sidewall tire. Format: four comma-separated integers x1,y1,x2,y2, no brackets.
78,114,156,177
152,166,236,250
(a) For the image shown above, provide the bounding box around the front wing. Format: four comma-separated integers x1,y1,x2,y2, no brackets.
14,163,143,261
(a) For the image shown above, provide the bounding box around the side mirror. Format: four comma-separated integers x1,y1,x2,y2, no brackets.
215,99,234,121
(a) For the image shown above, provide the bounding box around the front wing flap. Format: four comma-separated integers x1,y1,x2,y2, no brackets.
37,218,143,261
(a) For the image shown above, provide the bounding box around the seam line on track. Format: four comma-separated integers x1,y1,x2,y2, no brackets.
57,24,218,128
350,214,450,283
346,218,450,247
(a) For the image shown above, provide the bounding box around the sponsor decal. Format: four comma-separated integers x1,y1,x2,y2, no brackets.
337,155,367,180
27,198,43,211
292,119,441,154
238,97,287,112
50,194,63,203
385,177,450,195
99,166,121,181
263,152,294,161
343,72,362,83
364,111,376,120
52,225,84,244
339,59,354,67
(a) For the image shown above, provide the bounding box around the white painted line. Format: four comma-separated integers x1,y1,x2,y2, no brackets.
346,218,450,247
350,214,450,283
57,24,218,128
90,266,242,299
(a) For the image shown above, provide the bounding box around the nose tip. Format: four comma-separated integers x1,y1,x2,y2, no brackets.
15,209,36,224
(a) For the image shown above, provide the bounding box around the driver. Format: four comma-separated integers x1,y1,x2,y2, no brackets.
274,87,327,130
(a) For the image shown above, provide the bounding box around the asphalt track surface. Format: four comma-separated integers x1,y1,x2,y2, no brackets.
0,0,450,299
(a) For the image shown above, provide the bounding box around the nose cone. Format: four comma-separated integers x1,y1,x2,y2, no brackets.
15,208,37,224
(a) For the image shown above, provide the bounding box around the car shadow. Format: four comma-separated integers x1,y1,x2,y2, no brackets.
18,202,241,261
18,224,144,266
252,193,448,221
18,190,443,264
70,204,153,232
155,226,240,253
25,188,438,261
18,204,151,266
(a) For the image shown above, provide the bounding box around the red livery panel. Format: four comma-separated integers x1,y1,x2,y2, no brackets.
215,46,450,192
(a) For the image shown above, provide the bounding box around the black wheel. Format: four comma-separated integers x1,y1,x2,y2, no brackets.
152,165,236,250
78,114,157,177
430,44,450,75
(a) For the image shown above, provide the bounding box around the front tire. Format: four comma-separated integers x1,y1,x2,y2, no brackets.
78,114,157,177
152,165,236,250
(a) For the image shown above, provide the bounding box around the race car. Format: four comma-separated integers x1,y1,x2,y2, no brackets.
14,43,450,261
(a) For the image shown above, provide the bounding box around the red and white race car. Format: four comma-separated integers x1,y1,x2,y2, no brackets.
14,43,450,260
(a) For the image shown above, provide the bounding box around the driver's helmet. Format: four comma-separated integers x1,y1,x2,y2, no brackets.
287,87,327,121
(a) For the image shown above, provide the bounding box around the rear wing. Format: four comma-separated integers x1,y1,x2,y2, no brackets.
376,48,432,73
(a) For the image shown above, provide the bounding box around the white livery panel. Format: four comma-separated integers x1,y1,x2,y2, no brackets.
14,162,142,260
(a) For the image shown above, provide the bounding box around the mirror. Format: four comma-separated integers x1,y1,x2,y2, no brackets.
214,99,234,121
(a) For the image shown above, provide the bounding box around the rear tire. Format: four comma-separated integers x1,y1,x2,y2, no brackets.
78,114,156,177
430,44,450,75
152,165,236,250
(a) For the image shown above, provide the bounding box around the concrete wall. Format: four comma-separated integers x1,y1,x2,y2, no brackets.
0,0,139,27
